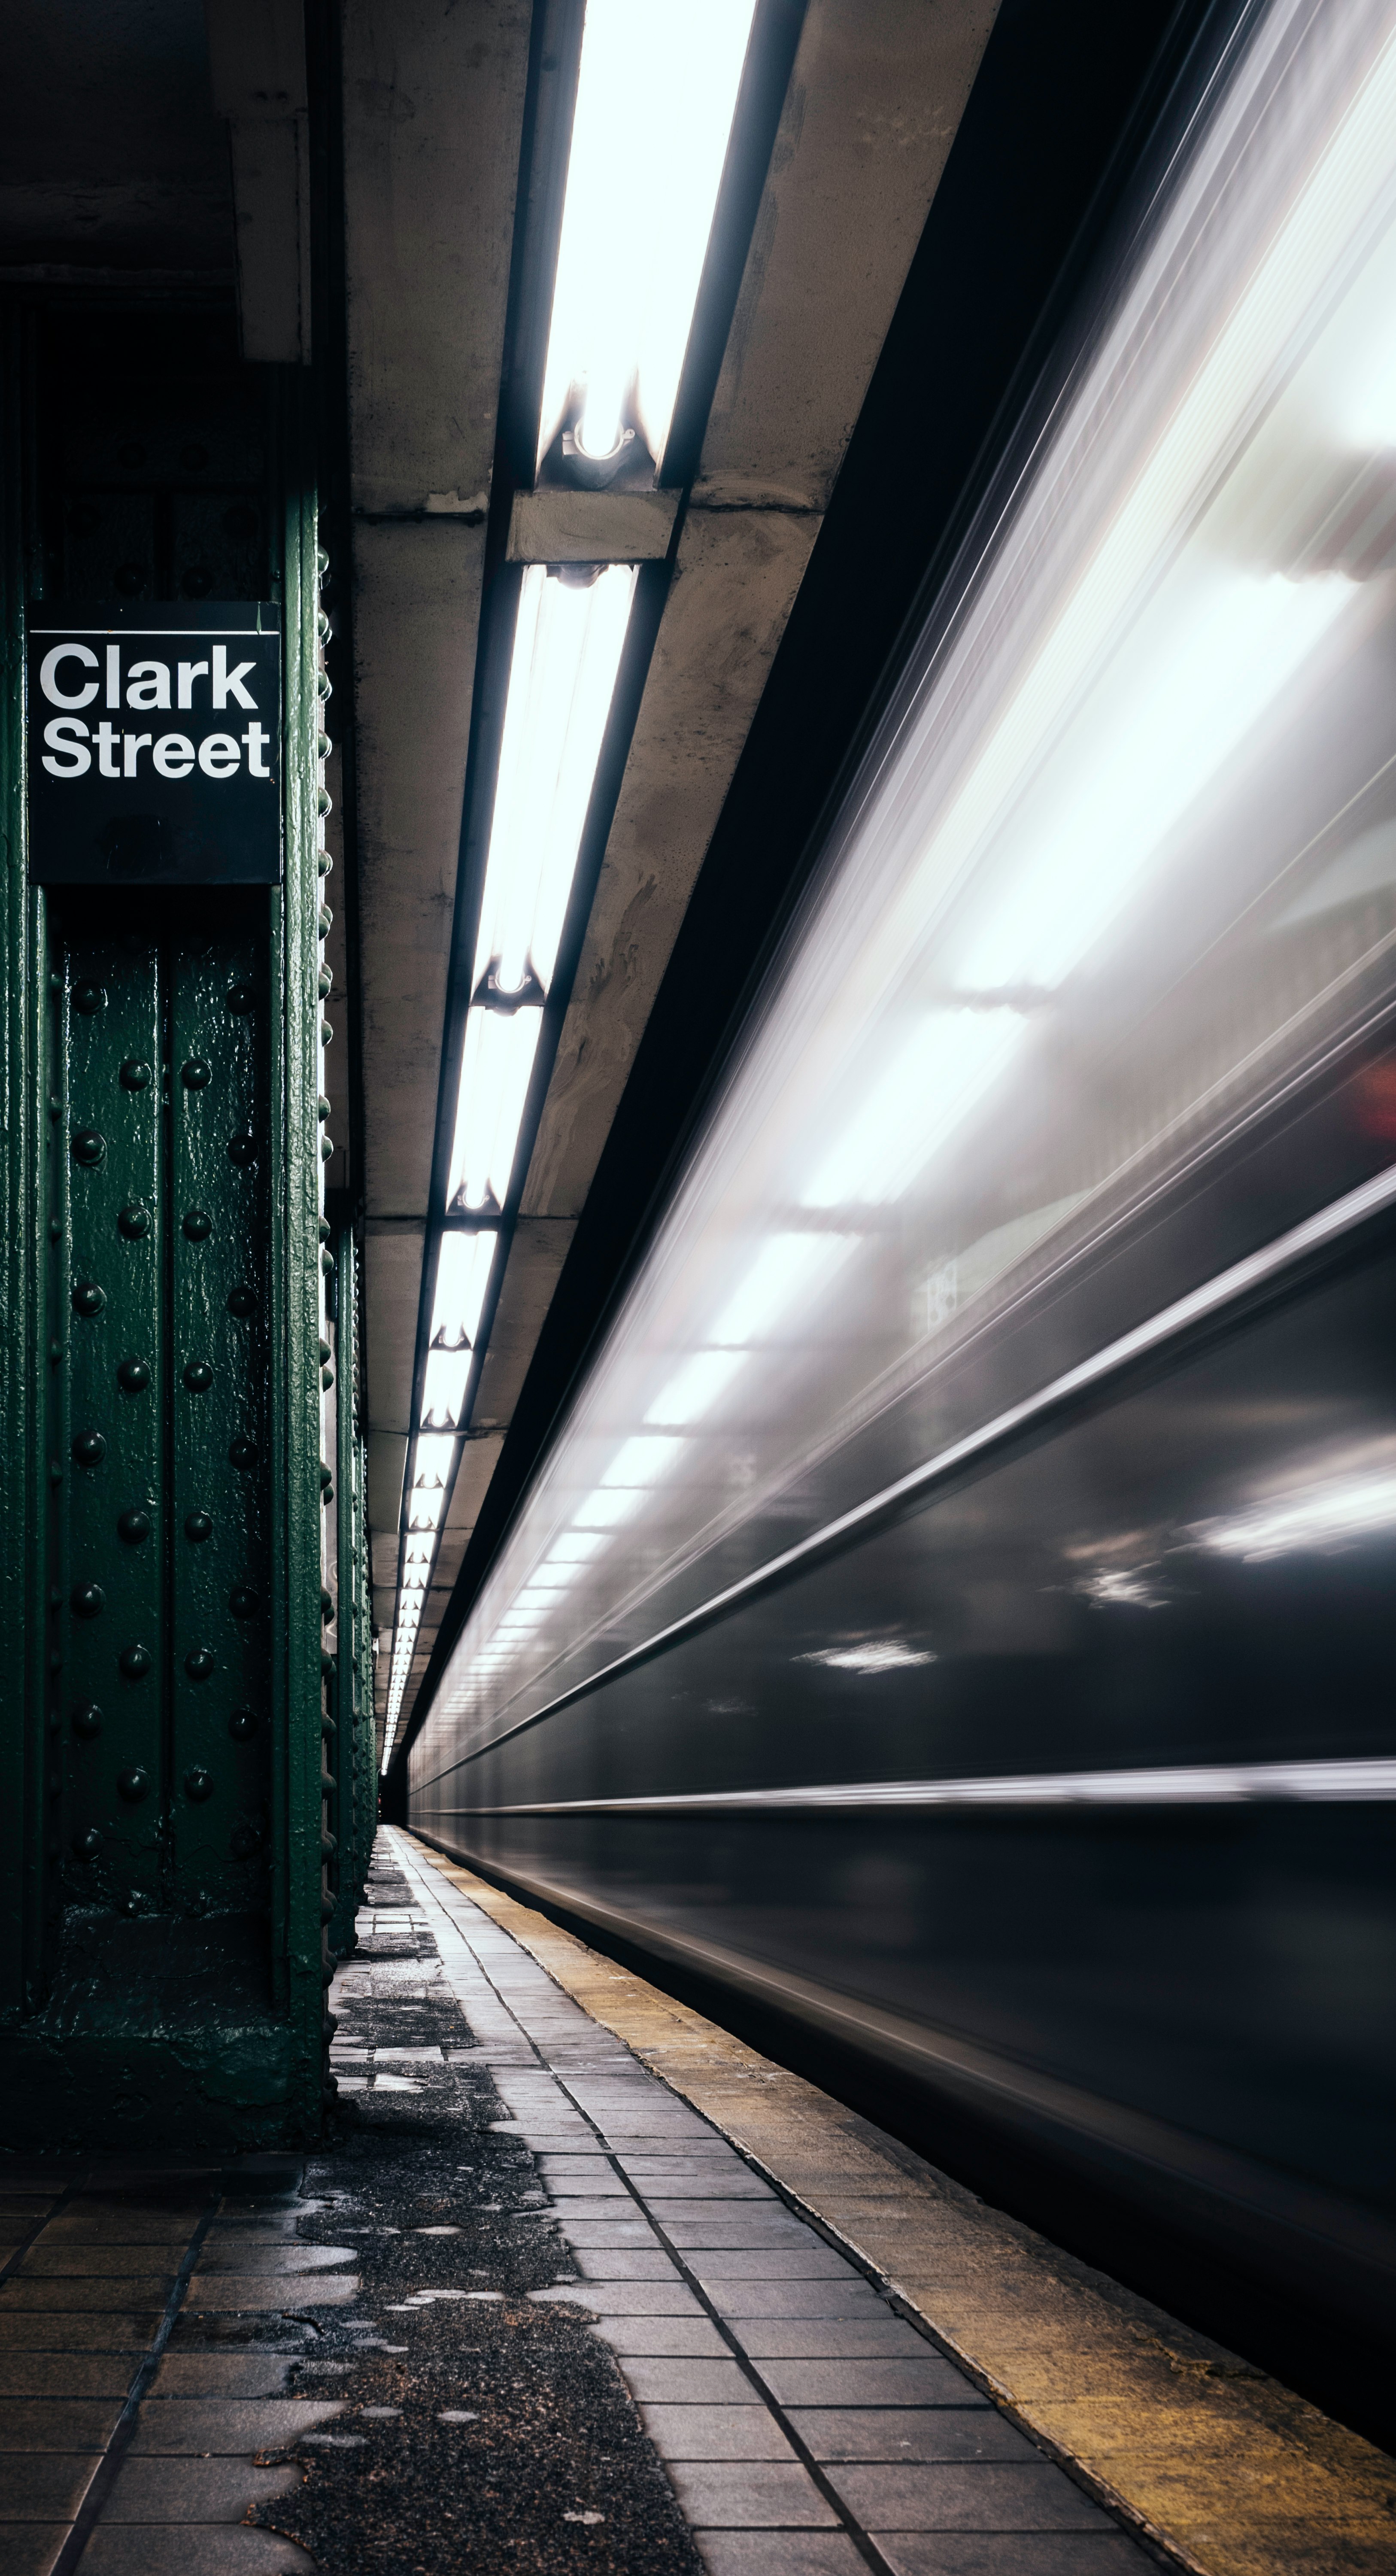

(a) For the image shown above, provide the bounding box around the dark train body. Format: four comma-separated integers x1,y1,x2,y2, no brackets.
408,0,1396,2433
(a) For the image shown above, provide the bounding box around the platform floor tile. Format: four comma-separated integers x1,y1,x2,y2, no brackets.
392,1830,1158,2576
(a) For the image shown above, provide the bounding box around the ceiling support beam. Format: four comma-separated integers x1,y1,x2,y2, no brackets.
205,0,312,362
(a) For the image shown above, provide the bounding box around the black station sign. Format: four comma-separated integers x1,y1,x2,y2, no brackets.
27,602,282,886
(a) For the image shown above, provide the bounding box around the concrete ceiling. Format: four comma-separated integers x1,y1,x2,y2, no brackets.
345,0,1002,1749
0,0,233,283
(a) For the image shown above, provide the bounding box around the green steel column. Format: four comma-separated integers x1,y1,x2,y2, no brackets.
1,333,332,2148
328,1217,364,1956
357,1401,376,1904
352,1342,376,1905
0,309,42,2021
269,368,329,2129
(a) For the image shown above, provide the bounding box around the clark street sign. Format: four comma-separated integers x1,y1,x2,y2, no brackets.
27,601,282,886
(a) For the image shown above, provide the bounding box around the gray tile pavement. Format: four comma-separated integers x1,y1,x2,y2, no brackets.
592,2318,732,2357
0,2401,123,2449
825,2461,1115,2531
101,2454,303,2521
621,2361,761,2404
392,1832,1154,2576
127,2399,344,2451
693,2538,867,2576
642,2404,799,2461
789,2409,1038,2462
80,2530,317,2573
668,2461,839,2527
756,2361,984,2408
873,2541,1150,2576
736,2324,971,2363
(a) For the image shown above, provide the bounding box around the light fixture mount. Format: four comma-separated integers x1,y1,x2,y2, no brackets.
560,422,638,489
472,960,546,1012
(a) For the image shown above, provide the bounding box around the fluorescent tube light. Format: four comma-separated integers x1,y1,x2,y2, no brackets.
447,1007,543,1215
540,0,758,470
422,1347,471,1429
432,1231,497,1347
447,566,636,1218
474,566,637,999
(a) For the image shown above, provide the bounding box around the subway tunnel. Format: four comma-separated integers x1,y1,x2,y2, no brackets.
1,1,1394,2570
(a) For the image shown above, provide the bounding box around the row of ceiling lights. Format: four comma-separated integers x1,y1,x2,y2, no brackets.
382,0,762,1763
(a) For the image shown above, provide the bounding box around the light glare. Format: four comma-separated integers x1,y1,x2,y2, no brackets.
957,575,1352,995
644,1348,747,1424
447,1007,543,1215
803,1014,1023,1211
600,1434,686,1489
540,0,758,467
422,1347,471,1429
432,1231,497,1347
710,1232,858,1344
475,566,637,997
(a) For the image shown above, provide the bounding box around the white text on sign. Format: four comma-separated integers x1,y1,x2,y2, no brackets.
39,641,272,781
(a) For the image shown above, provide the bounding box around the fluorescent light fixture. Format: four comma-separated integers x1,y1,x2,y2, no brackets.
447,1008,543,1215
644,1347,747,1425
475,566,637,997
447,565,637,1219
540,0,759,469
422,1346,471,1429
393,1436,458,1720
432,1231,497,1347
710,1232,858,1344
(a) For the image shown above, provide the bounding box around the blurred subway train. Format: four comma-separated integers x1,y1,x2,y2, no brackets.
405,0,1396,2435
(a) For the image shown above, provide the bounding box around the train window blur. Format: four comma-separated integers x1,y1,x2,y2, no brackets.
419,0,1396,1759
